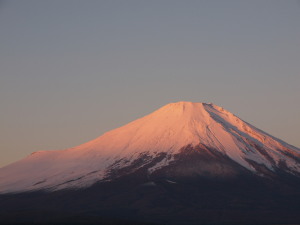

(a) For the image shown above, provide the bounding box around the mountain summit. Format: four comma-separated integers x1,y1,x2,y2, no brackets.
0,102,300,193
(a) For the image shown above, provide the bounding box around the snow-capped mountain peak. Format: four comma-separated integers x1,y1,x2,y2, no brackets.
0,102,299,193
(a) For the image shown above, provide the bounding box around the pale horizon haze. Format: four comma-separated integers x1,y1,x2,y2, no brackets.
0,0,299,167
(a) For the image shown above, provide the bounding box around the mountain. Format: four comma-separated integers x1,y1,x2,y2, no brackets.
1,102,300,225
1,102,299,193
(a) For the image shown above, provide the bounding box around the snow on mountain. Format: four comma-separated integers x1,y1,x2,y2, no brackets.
0,102,299,193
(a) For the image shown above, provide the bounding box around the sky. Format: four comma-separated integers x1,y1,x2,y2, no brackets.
0,0,299,167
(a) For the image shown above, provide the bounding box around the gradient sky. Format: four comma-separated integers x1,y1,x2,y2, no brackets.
0,0,299,167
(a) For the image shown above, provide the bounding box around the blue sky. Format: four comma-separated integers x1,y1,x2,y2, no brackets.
0,0,300,167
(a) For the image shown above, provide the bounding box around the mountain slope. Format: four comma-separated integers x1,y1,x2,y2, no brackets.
0,102,299,193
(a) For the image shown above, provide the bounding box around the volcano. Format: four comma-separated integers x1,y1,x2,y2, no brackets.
1,102,300,225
